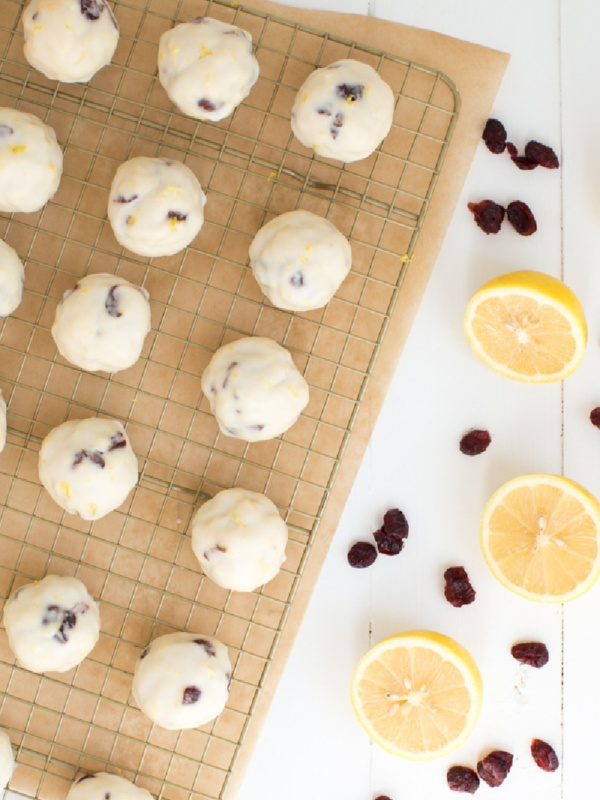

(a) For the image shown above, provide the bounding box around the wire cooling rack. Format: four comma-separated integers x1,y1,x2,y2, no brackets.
0,1,459,798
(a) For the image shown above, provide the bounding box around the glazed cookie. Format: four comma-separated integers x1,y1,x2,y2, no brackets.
190,488,288,592
158,17,259,122
291,59,395,162
3,574,100,673
132,632,231,730
38,416,138,520
22,0,119,83
0,729,14,791
249,209,352,311
52,272,151,373
67,773,154,800
0,108,63,213
201,336,309,442
0,239,25,317
107,156,206,257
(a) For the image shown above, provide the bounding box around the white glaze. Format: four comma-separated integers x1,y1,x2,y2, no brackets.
107,156,206,257
52,272,151,373
38,416,138,520
132,632,231,730
3,575,100,673
249,209,352,311
201,336,309,442
0,108,63,212
191,488,288,591
158,17,259,122
291,59,394,162
22,0,119,83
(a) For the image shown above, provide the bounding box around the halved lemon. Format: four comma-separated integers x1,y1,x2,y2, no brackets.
481,474,600,602
350,630,483,759
463,270,587,382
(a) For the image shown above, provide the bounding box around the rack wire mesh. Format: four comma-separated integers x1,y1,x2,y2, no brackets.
0,0,460,798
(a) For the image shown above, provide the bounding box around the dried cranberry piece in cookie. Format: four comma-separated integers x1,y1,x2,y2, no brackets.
467,200,505,234
182,686,201,704
511,641,549,668
524,140,560,169
105,285,122,317
81,0,102,20
482,118,507,154
531,738,559,772
194,638,217,657
444,566,476,607
446,765,480,794
506,200,537,235
374,508,409,555
459,428,491,455
73,449,106,468
477,750,513,787
347,541,377,568
336,83,364,101
591,407,600,429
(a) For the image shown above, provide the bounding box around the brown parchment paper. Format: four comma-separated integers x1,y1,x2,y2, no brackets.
0,1,508,799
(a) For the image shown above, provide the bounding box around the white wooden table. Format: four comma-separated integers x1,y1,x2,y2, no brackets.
3,2,596,800
233,1,599,798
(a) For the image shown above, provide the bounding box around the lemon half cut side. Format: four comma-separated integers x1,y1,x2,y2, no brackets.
350,630,483,760
463,269,587,382
481,474,600,602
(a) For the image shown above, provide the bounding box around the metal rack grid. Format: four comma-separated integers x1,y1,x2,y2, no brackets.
0,1,460,798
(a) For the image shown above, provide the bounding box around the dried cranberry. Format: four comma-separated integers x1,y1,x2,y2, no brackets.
336,83,364,101
467,200,505,234
459,429,491,456
198,98,221,113
374,508,409,555
524,140,559,169
194,638,217,657
182,686,201,704
482,119,507,154
510,641,549,668
81,0,101,20
506,200,537,236
444,566,476,607
167,211,187,222
347,541,377,568
590,407,600,428
505,142,538,170
446,765,480,793
374,796,394,800
477,750,513,787
73,449,106,468
105,286,122,317
531,738,559,772
108,431,127,451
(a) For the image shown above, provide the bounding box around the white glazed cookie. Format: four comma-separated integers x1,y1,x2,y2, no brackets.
190,488,288,592
107,156,206,257
132,632,231,730
52,272,151,373
0,390,7,454
201,336,309,442
291,59,395,162
0,240,25,317
3,575,100,673
22,0,119,84
249,209,352,311
0,108,63,213
158,17,259,122
67,773,154,800
0,729,14,791
38,417,138,520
